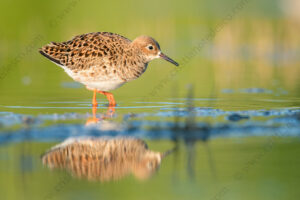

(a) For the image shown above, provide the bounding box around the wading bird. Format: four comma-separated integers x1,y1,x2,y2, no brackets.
39,32,179,106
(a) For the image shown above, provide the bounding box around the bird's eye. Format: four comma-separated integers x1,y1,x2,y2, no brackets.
148,45,154,50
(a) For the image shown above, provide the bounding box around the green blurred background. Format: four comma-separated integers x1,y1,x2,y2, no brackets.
0,0,299,105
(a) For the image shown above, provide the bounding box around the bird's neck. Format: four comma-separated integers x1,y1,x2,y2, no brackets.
120,47,148,81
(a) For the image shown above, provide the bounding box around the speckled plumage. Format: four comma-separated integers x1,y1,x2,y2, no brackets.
39,32,179,105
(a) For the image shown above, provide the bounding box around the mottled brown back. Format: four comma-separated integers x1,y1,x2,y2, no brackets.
39,32,131,70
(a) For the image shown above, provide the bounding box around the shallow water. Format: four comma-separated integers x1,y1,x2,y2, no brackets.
1,96,300,200
1,98,300,142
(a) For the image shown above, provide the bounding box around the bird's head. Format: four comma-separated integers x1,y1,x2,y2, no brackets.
132,36,179,66
133,151,162,180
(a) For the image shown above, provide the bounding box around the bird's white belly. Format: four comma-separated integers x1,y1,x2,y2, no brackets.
84,80,125,91
56,65,126,91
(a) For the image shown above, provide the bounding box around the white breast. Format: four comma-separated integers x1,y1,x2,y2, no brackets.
54,62,126,92
84,80,125,91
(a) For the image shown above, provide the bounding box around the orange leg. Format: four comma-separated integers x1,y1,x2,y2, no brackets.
85,104,100,125
85,86,116,107
97,91,116,106
85,87,116,125
92,105,97,118
92,89,98,107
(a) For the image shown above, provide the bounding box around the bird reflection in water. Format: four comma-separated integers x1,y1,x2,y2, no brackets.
42,137,174,182
86,104,115,125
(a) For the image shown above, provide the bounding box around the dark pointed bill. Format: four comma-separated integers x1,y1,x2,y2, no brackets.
159,53,179,66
